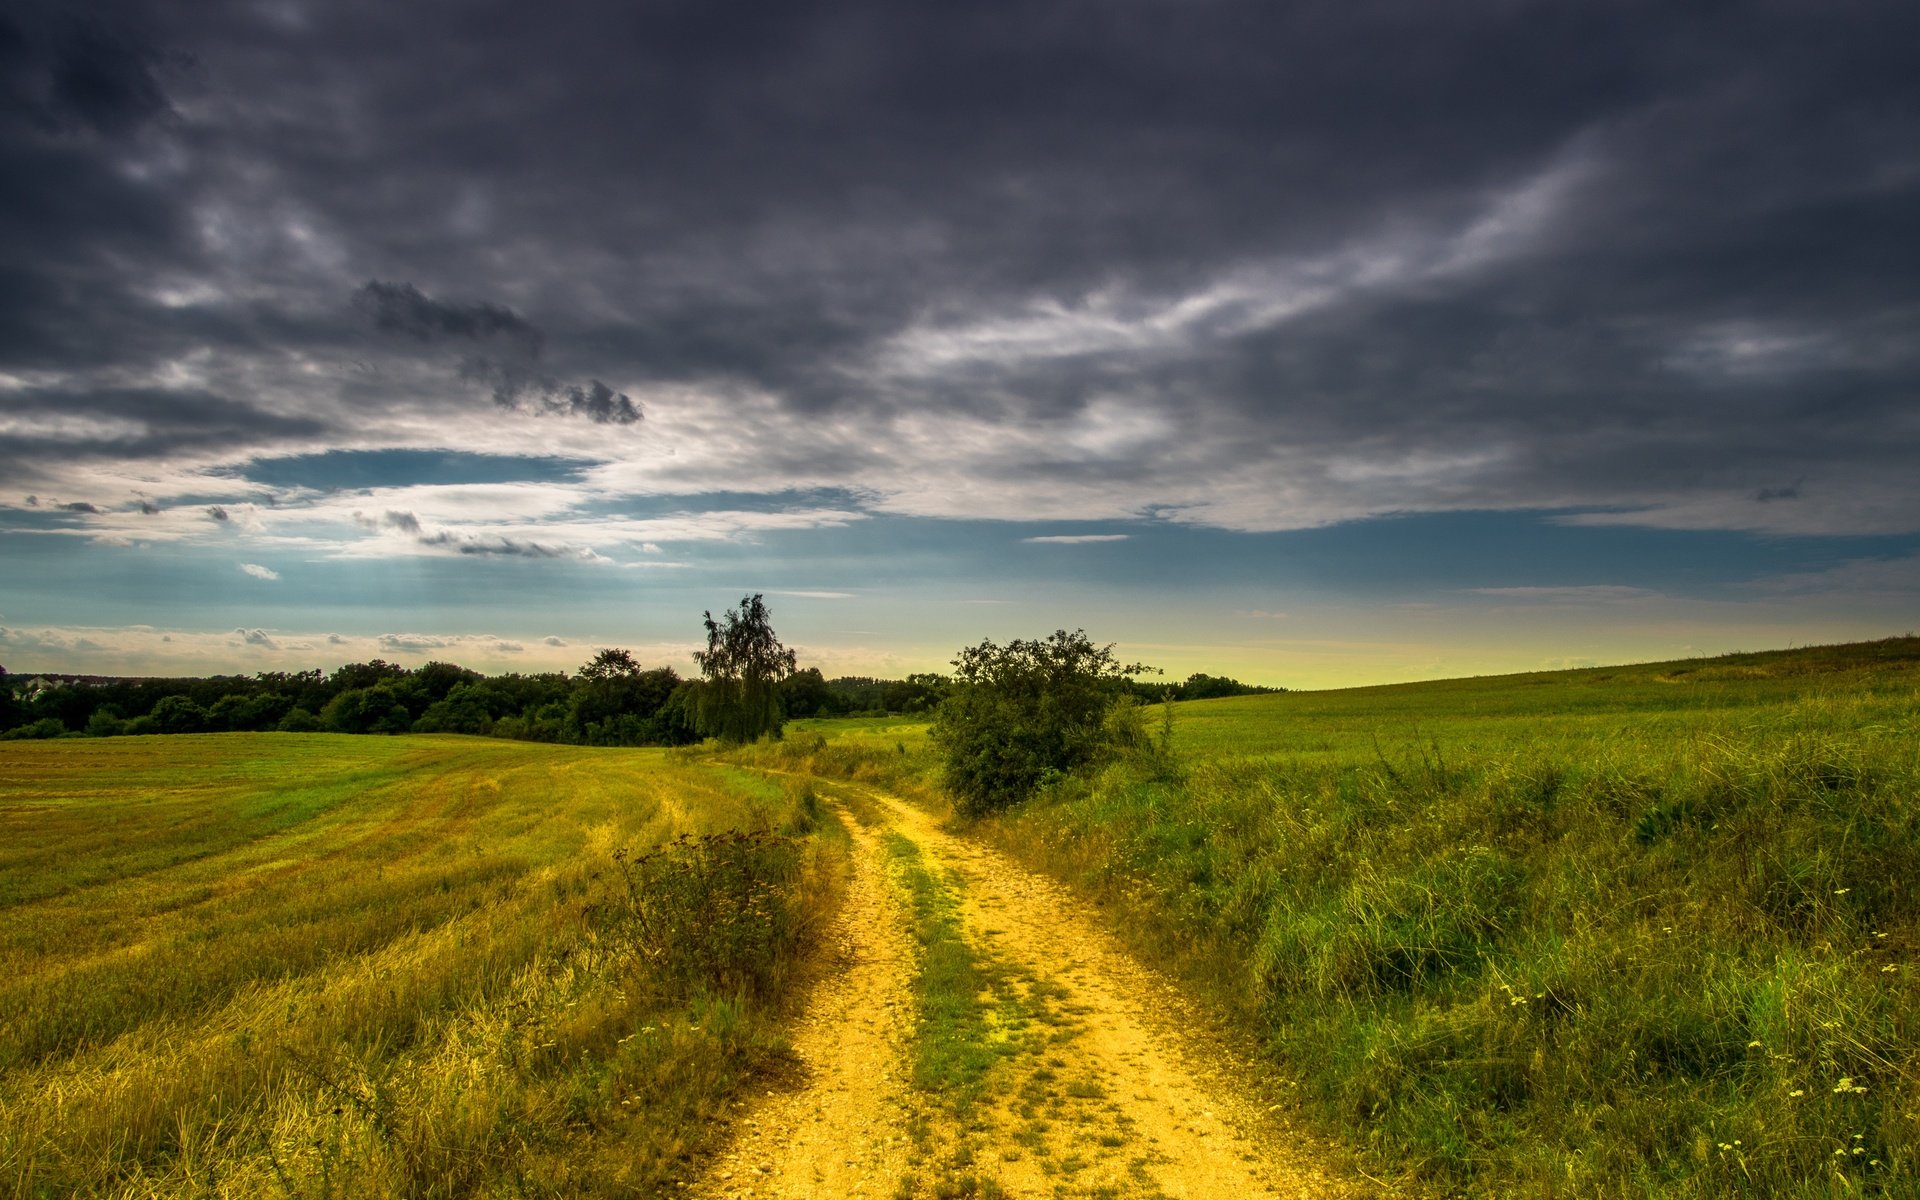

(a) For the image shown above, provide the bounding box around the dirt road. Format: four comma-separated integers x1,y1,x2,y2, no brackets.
696,814,918,1197
696,779,1366,1199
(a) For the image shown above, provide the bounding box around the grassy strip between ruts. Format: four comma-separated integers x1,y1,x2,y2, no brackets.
0,735,846,1199
885,833,1010,1110
881,832,1025,1200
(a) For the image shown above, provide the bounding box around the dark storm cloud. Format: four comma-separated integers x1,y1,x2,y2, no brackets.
58,501,98,513
3,0,1917,531
459,359,641,425
0,5,204,379
0,6,176,137
353,508,600,559
354,281,544,358
558,381,641,426
416,530,593,559
205,505,228,522
347,279,636,424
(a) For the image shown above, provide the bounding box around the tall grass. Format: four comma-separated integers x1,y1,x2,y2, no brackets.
979,642,1920,1197
0,734,841,1198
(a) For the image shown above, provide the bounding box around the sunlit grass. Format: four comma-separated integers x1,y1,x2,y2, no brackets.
0,733,839,1198
792,638,1920,1198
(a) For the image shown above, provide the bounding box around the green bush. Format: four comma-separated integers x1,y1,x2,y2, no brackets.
0,717,66,740
277,706,322,732
931,629,1153,815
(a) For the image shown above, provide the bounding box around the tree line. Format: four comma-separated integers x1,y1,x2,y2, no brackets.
0,661,1276,744
0,596,1279,749
0,657,886,746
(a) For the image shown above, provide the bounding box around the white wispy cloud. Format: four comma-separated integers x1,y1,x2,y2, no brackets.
1021,534,1131,544
1468,586,1662,603
239,562,280,580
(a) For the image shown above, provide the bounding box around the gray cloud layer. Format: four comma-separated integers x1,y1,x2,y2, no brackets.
2,0,1916,534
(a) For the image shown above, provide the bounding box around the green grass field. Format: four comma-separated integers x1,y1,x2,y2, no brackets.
0,735,838,1199
764,638,1920,1198
981,639,1920,1197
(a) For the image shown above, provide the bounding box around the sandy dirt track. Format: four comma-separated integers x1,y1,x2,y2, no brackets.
696,779,1369,1200
695,815,918,1198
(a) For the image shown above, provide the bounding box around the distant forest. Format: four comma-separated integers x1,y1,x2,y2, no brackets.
0,658,1280,745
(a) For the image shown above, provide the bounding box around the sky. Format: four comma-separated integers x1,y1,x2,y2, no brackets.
1,0,1917,688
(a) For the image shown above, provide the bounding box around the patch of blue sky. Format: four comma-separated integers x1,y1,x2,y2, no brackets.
697,510,1920,601
2,506,102,530
0,531,695,638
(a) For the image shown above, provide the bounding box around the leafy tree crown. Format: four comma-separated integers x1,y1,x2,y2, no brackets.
933,629,1153,816
690,593,796,743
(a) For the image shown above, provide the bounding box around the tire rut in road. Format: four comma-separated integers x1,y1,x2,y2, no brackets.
695,813,918,1199
859,781,1362,1199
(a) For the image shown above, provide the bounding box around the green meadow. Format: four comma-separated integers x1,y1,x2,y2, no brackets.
766,638,1920,1198
0,735,838,1198
982,639,1920,1198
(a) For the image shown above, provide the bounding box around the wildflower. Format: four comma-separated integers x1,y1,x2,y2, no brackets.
1834,887,1851,895
1789,1089,1805,1098
1747,1040,1763,1049
1884,964,1898,973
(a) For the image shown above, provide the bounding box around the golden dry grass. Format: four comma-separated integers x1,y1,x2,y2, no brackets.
0,733,838,1199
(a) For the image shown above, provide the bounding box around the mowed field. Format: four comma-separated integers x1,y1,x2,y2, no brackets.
0,736,835,1199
